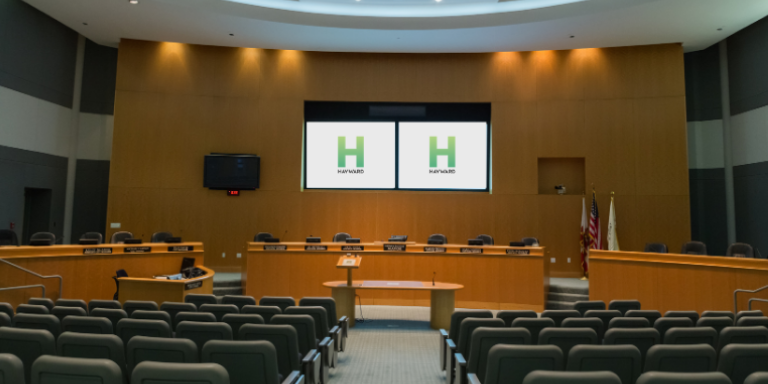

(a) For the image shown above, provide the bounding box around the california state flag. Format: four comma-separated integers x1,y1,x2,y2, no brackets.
607,195,620,251
580,197,589,274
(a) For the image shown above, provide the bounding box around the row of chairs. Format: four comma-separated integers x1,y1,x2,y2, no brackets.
256,232,540,246
645,241,761,258
0,229,181,246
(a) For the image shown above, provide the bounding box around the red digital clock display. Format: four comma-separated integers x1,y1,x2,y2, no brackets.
227,190,240,196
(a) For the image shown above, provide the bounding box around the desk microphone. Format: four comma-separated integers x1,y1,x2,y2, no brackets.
433,272,436,286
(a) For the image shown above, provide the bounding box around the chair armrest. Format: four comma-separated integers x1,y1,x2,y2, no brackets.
455,352,466,366
282,371,302,384
439,329,449,370
301,349,321,384
468,373,482,384
444,338,456,372
319,337,333,383
338,316,349,351
455,353,467,384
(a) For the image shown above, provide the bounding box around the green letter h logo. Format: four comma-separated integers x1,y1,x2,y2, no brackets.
430,136,455,168
338,136,364,167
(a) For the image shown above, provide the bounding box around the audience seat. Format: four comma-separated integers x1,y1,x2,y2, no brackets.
222,295,257,310
702,311,735,321
467,344,563,384
496,310,537,327
0,327,56,384
223,314,265,337
654,318,693,341
17,304,49,315
0,302,14,318
203,340,303,384
131,361,229,384
453,319,505,384
13,314,61,338
441,310,494,371
122,301,158,317
562,318,605,341
175,321,233,358
664,311,700,324
88,300,121,312
585,310,623,331
0,312,12,327
132,309,173,328
735,310,763,323
523,371,622,384
680,241,708,255
28,298,54,312
243,306,282,324
61,316,112,335
55,299,88,314
636,372,731,384
609,318,650,329
511,318,556,345
0,353,24,384
56,332,126,376
736,316,768,327
603,328,660,364
239,324,306,383
285,306,338,368
718,344,768,384
89,308,127,334
199,304,239,322
174,312,216,330
541,310,582,327
261,297,297,312
746,373,768,384
609,300,642,315
573,301,606,316
538,328,598,364
185,294,218,309
718,327,768,353
697,317,734,334
664,327,718,349
51,306,86,322
643,344,717,373
462,328,531,384
566,344,642,384
160,302,197,323
31,355,123,384
126,336,198,372
115,318,172,345
298,297,349,352
626,310,662,327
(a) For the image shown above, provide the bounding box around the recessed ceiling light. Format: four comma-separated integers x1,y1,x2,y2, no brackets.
435,0,442,3
570,35,574,38
229,33,234,36
717,28,723,31
129,0,139,4
83,22,88,26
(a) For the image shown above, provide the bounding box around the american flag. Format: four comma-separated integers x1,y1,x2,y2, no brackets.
589,191,602,251
580,197,589,274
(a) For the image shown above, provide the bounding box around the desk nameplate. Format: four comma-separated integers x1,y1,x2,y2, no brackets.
506,249,530,255
83,248,113,254
383,244,406,252
424,247,447,253
185,281,203,290
460,248,482,254
169,246,194,252
341,245,364,251
264,245,287,251
305,245,328,251
124,247,152,253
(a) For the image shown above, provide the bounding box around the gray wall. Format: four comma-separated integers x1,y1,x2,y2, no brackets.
71,160,110,243
80,38,117,115
684,44,722,122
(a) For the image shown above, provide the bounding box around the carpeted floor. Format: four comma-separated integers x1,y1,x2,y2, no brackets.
330,305,446,384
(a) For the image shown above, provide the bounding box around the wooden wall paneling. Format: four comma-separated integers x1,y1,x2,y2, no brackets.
531,49,587,102
413,253,459,306
259,49,306,101
631,195,691,252
584,99,637,196
498,256,546,310
370,253,417,305
631,44,686,98
456,254,500,308
537,158,586,196
582,47,636,100
537,195,584,277
254,99,304,192
489,51,537,102
490,194,539,244
490,101,538,195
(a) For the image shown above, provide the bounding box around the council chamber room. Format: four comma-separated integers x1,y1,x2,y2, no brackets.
3,0,768,384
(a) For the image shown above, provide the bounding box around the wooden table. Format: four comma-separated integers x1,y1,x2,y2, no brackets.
0,242,204,308
590,250,768,313
118,265,215,304
323,280,463,329
245,241,548,311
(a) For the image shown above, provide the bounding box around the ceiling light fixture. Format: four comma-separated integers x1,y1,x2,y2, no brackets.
435,0,442,3
129,0,139,4
570,35,574,38
83,22,88,26
229,33,234,36
717,28,723,31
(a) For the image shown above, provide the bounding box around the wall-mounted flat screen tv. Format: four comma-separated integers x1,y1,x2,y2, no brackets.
204,154,260,190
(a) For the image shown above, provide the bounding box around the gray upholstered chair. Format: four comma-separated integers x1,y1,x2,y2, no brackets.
453,319,505,384
681,241,707,255
255,232,274,242
626,310,662,326
175,321,233,358
270,315,317,356
285,306,337,370
243,306,282,324
538,328,598,364
746,373,768,384
0,353,24,384
222,295,257,310
522,237,539,246
697,317,734,334
31,355,122,384
718,344,768,384
332,233,350,242
718,326,768,353
115,318,172,345
27,298,54,311
0,327,56,384
428,234,448,244
203,340,303,384
585,310,623,330
653,317,693,341
727,243,754,258
51,306,86,322
89,308,127,334
160,302,197,324
260,297,296,312
468,344,563,384
702,311,735,321
476,234,494,245
664,327,718,349
541,310,582,327
603,328,660,364
644,344,717,373
0,302,14,318
644,243,668,253
61,316,112,334
126,336,198,373
174,312,216,330
88,300,121,312
496,310,537,327
131,310,172,329
460,328,531,384
239,324,303,381
573,301,606,316
16,305,49,315
185,294,218,309
609,300,641,315
562,318,605,341
736,316,768,327
664,311,700,324
13,314,61,338
199,304,239,322
609,317,650,329
0,312,12,327
223,314,264,337
79,232,103,244
29,232,55,246
56,332,126,376
150,231,173,243
110,231,133,244
55,299,88,314
637,372,731,384
130,361,229,384
523,371,622,384
441,310,494,371
298,297,349,352
735,310,763,323
122,301,158,317
566,345,642,384
0,229,20,246
511,317,556,345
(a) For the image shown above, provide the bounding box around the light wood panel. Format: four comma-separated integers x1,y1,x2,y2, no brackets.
245,242,548,310
110,39,689,276
590,250,768,313
118,265,214,304
0,243,204,309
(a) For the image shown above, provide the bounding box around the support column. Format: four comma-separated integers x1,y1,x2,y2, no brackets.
719,40,737,244
63,35,86,244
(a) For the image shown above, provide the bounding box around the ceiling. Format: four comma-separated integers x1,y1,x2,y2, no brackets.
24,0,768,53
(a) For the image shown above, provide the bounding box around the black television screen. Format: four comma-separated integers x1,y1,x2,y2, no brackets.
204,154,260,190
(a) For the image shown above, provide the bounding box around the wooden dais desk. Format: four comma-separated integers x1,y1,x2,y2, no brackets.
323,280,463,329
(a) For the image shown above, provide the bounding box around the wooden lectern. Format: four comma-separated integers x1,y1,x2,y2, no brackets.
336,255,361,287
